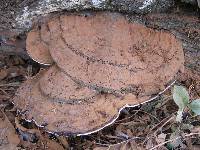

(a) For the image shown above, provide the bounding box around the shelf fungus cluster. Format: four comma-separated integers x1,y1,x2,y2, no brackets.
13,12,185,135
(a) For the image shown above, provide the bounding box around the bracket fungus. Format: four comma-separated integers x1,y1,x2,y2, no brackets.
13,12,185,135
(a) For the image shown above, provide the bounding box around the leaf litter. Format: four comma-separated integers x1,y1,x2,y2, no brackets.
0,15,200,150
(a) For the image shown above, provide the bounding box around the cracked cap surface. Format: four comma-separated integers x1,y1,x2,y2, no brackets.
47,12,184,95
13,67,148,135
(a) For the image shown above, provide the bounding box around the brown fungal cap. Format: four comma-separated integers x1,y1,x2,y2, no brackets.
47,12,184,95
13,12,185,135
26,26,53,65
39,65,97,101
13,67,147,134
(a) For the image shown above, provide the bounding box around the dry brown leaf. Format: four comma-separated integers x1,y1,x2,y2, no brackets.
0,110,20,150
15,117,65,150
0,69,8,80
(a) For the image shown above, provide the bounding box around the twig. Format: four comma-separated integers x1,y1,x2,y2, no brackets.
106,137,142,149
143,115,175,145
95,137,143,149
155,115,175,132
0,88,10,98
115,109,159,124
149,132,200,150
0,82,21,87
137,110,160,122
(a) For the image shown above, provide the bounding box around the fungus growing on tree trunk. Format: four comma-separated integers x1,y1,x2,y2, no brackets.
13,12,184,135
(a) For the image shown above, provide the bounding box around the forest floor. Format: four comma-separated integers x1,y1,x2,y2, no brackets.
0,36,199,150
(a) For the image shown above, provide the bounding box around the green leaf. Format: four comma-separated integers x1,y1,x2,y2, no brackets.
173,85,189,110
166,143,174,150
189,99,200,115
